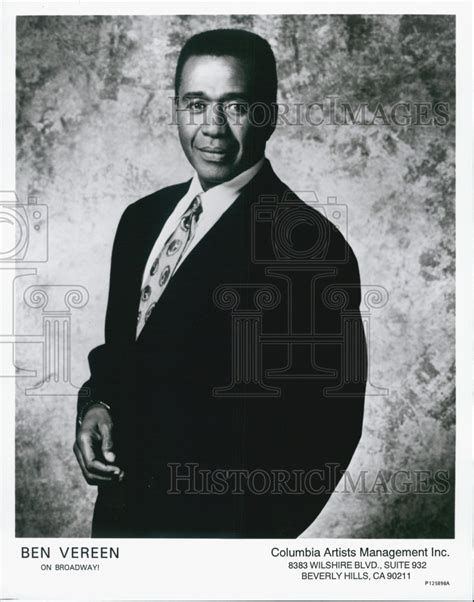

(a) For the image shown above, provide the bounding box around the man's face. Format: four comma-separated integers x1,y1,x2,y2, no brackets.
176,54,270,190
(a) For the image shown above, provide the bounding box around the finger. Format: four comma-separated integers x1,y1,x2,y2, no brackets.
73,443,115,485
98,422,116,463
89,458,122,476
77,431,121,476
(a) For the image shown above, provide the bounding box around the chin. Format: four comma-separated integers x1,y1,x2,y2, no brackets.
198,163,237,187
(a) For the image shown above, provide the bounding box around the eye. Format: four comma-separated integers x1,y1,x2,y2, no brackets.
187,100,207,112
224,102,249,116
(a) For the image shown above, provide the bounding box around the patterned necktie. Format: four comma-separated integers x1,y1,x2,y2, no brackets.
136,194,203,338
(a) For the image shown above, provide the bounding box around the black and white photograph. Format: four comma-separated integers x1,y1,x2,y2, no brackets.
1,2,472,600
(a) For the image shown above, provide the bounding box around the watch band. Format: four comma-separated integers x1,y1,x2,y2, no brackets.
77,400,112,427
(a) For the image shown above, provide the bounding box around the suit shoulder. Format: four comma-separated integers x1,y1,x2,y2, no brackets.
282,186,359,272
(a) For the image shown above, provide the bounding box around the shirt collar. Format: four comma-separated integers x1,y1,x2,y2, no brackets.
187,156,266,203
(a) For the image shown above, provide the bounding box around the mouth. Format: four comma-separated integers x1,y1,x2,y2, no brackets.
197,146,234,163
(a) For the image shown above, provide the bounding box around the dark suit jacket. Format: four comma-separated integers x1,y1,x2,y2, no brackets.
78,159,367,538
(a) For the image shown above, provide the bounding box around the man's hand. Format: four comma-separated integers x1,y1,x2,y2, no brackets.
73,404,124,485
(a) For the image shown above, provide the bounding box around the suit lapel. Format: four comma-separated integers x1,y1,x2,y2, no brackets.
137,180,192,277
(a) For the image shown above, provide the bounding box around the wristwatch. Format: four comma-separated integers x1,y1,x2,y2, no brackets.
77,400,112,427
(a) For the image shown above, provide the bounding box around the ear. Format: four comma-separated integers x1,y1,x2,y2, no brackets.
264,103,278,141
250,102,278,142
171,96,181,126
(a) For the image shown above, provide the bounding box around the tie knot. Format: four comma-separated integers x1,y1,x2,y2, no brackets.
190,194,203,218
180,194,203,232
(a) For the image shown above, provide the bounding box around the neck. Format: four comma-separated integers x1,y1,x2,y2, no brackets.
198,156,265,191
197,153,264,192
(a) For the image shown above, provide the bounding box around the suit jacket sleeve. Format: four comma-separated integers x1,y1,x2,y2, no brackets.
76,203,138,423
240,228,367,537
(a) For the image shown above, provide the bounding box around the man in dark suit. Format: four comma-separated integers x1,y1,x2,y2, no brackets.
74,29,367,538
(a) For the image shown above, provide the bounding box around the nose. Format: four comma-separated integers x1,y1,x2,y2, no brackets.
201,103,228,137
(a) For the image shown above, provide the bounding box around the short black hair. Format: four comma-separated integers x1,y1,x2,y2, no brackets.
174,28,278,106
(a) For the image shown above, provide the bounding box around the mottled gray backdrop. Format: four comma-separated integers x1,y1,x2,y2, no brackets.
15,14,455,537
